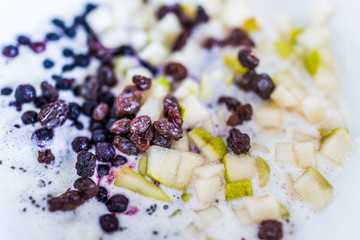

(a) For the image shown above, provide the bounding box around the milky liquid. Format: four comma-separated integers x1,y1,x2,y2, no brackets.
0,1,353,240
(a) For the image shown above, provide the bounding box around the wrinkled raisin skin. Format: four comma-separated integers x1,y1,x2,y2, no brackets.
163,94,179,117
73,178,99,200
130,115,151,135
258,220,283,240
167,108,183,129
226,128,251,155
110,119,131,135
130,127,153,152
38,149,55,164
38,99,69,129
218,97,241,111
132,75,152,90
153,120,183,141
92,102,109,121
75,151,97,178
164,62,188,81
48,190,85,212
113,135,138,155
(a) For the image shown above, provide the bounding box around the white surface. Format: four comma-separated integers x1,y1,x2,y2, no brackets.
0,0,359,239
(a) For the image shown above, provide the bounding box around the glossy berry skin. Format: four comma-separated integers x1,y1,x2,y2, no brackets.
15,84,36,103
71,137,91,153
96,142,116,162
99,214,119,233
21,111,38,125
2,45,19,58
106,194,129,213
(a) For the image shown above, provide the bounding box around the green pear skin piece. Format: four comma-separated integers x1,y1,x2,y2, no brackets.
169,209,182,218
114,166,172,202
279,202,290,218
255,157,270,187
138,156,147,176
188,128,214,149
225,180,252,201
293,167,333,211
320,128,355,165
182,193,191,202
154,76,171,92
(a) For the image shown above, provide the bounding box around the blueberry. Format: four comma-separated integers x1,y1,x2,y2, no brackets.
111,155,127,167
99,214,119,233
74,121,84,130
106,194,129,213
82,100,98,116
21,111,38,125
45,33,60,41
74,54,90,67
97,187,108,202
97,91,115,107
96,142,115,162
2,45,19,58
67,102,81,120
15,84,36,103
97,164,110,178
31,128,54,147
17,35,31,45
71,136,91,153
89,121,105,131
43,59,54,69
75,151,97,178
1,87,13,95
91,129,109,143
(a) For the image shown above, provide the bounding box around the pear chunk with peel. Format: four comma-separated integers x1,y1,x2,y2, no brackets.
245,196,281,222
136,97,163,121
193,164,224,179
174,152,205,189
225,180,252,201
146,146,182,187
223,154,256,183
255,157,270,187
320,128,355,165
180,96,210,127
300,96,326,124
114,166,172,202
294,142,317,168
138,156,147,176
293,167,333,210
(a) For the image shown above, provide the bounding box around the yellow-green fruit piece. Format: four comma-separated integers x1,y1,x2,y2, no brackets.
223,55,247,74
243,18,261,32
279,202,290,218
304,50,320,76
188,128,214,148
154,76,171,92
114,166,172,202
293,167,333,210
255,157,270,188
138,156,147,176
274,40,294,59
225,180,253,201
182,193,191,202
207,137,229,158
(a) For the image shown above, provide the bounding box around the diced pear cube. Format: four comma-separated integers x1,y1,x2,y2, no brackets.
320,128,355,165
294,142,317,168
86,6,112,34
174,152,205,190
186,222,200,237
155,13,182,37
146,146,182,187
275,143,295,164
193,164,224,179
255,106,282,128
255,157,270,188
232,207,252,226
194,176,223,205
188,128,214,149
314,67,338,91
100,29,129,49
273,14,294,40
245,196,281,222
137,97,163,121
319,111,346,137
309,0,336,25
297,27,330,50
271,85,299,108
114,166,172,202
225,180,252,201
174,78,200,100
171,131,190,152
293,131,319,143
197,206,223,226
180,96,210,127
223,154,257,183
301,96,326,124
293,168,333,210
139,42,169,65
220,1,250,27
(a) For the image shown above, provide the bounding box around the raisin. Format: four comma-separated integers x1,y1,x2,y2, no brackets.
71,137,91,153
75,151,97,178
130,127,153,152
31,128,54,147
258,220,283,240
15,84,36,103
52,76,75,90
203,37,219,49
106,194,129,213
218,97,241,111
113,135,139,155
73,178,99,200
74,54,90,67
115,86,142,117
130,115,151,134
97,164,110,178
48,190,85,212
38,100,69,129
153,120,183,140
97,91,115,107
111,155,127,167
238,48,259,69
226,113,243,126
99,214,119,233
112,45,135,57
80,76,100,100
38,149,55,164
82,100,98,116
156,4,180,20
253,74,275,99
139,59,158,76
132,75,152,90
21,111,38,125
151,130,171,148
172,27,193,52
97,187,108,202
195,6,209,24
98,65,117,87
164,62,188,81
92,103,109,121
96,142,116,162
226,128,251,155
235,69,257,91
110,119,131,135
167,108,183,129
163,94,179,117
67,102,81,120
41,81,58,102
236,103,253,121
